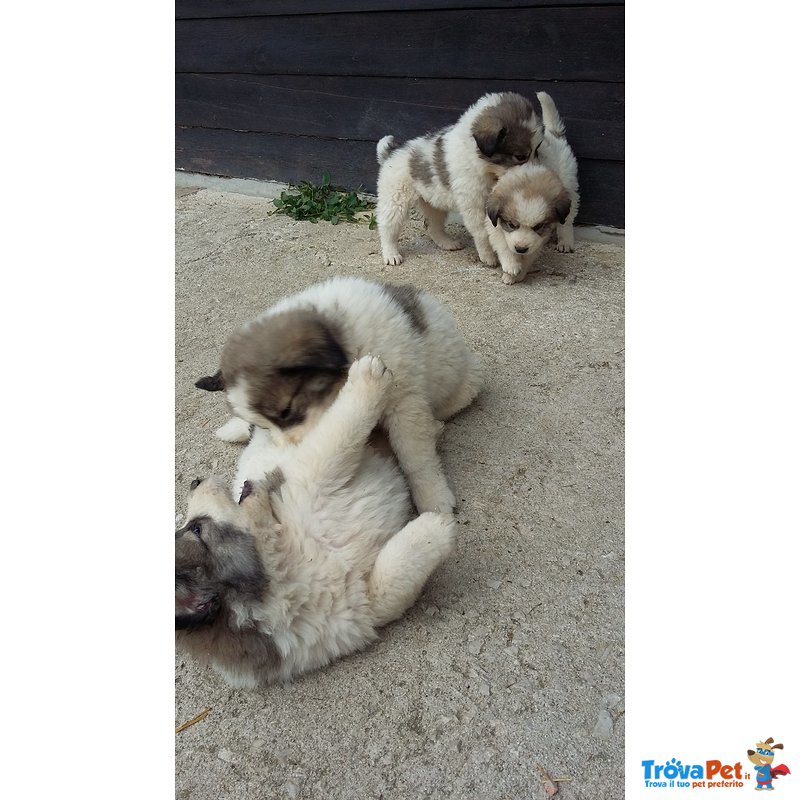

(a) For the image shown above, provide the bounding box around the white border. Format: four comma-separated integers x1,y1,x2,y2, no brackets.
626,2,799,797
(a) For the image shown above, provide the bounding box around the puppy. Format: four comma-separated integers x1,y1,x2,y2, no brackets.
484,91,580,286
177,355,456,688
485,165,572,285
196,277,482,514
375,92,544,267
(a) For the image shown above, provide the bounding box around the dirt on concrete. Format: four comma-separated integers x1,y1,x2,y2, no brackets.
175,182,624,800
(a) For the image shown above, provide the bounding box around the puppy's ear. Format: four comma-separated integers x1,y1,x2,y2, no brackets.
486,195,502,227
195,370,225,392
553,190,572,225
473,120,506,158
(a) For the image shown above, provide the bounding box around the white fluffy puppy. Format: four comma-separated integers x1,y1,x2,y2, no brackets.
485,164,572,286
195,277,482,514
375,92,544,266
484,92,581,285
177,355,456,688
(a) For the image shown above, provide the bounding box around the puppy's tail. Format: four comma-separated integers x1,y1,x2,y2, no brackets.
537,91,566,139
377,135,401,165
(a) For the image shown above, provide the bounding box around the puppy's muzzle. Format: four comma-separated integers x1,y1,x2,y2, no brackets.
515,245,529,254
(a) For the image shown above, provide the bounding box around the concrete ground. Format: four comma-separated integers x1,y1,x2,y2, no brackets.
175,177,624,800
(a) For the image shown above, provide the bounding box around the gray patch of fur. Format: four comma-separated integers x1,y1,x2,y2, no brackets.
176,516,267,602
409,149,434,185
176,614,283,682
433,136,451,189
382,283,427,333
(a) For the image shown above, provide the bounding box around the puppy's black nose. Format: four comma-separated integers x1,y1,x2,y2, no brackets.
190,478,203,490
515,245,529,254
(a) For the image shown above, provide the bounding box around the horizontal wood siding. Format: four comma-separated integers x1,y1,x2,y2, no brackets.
176,1,623,19
176,3,624,227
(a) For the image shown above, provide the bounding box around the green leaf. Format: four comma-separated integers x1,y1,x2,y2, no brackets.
269,172,377,226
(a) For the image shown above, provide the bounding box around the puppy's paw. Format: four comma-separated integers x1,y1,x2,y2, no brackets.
413,481,456,515
384,252,404,266
347,354,393,394
555,240,575,253
215,417,252,443
430,234,464,252
501,270,522,285
417,511,456,559
477,250,499,268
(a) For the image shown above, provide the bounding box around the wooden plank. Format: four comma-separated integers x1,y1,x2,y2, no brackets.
176,7,624,82
175,127,624,227
177,1,623,19
176,75,624,162
577,159,624,229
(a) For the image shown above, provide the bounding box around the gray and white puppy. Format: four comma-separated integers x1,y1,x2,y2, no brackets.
195,276,482,514
375,92,544,267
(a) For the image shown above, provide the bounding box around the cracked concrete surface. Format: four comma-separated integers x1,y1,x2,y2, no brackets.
175,181,624,800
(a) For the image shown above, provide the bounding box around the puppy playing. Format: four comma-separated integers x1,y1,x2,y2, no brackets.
196,276,482,514
375,92,544,267
484,91,580,286
177,355,456,688
485,165,572,285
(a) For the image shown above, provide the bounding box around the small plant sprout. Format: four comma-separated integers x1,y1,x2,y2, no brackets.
272,171,377,226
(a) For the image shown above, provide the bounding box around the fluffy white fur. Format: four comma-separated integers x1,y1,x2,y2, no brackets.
484,92,581,285
375,92,544,267
177,356,456,688
211,277,482,514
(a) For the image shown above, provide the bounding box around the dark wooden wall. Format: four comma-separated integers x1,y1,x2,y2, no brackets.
176,1,624,228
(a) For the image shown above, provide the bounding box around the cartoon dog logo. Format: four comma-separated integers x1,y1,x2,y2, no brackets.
747,738,790,791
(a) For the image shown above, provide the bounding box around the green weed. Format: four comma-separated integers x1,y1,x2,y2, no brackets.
272,171,377,227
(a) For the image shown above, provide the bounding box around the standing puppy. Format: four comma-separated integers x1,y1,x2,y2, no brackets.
375,92,544,267
196,277,482,514
485,165,572,285
484,92,580,285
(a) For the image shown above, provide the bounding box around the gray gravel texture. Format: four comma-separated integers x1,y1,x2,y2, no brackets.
175,184,625,800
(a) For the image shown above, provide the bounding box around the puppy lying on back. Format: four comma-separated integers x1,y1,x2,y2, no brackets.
196,276,482,514
177,355,456,688
375,92,544,267
484,92,580,285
